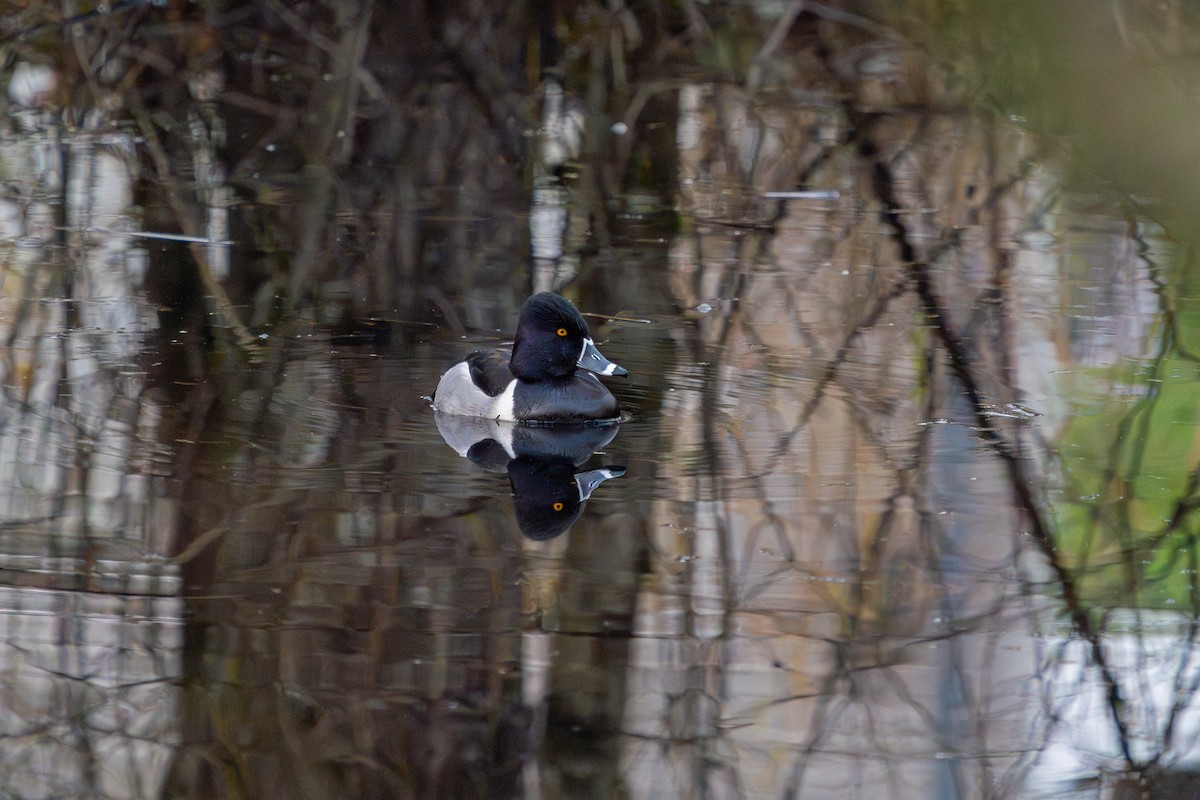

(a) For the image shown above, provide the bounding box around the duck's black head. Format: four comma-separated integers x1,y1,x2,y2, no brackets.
509,292,626,382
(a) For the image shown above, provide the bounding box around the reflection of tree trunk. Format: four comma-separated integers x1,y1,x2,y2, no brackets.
284,1,374,315
620,82,1066,798
0,97,182,797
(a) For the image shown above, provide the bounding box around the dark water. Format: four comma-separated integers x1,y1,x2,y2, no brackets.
3,3,1200,799
3,208,1192,800
70,221,1189,800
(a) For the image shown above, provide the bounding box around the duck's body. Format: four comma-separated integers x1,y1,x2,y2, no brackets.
433,292,627,424
435,356,620,422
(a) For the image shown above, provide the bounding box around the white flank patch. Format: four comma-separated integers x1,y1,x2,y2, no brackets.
495,422,517,458
494,380,518,422
433,361,518,420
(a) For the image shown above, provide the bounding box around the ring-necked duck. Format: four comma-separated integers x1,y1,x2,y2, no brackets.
432,292,628,423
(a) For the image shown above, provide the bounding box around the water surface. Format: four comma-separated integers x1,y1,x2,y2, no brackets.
2,3,1200,799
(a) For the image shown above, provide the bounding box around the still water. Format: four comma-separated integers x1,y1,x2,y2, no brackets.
5,216,1191,800
3,3,1200,799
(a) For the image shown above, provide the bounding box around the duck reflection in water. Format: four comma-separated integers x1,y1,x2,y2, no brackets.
434,413,625,540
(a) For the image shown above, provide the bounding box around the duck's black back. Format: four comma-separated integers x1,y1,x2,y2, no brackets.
467,350,514,397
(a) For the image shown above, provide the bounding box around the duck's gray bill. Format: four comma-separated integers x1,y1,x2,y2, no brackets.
575,466,626,501
578,338,628,377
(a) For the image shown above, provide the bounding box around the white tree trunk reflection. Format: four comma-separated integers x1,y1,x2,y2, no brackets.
0,68,180,800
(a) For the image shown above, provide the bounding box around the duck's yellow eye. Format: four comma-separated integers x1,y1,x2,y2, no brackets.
556,328,568,337
552,502,564,511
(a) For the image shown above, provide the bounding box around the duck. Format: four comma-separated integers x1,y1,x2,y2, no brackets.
432,292,628,423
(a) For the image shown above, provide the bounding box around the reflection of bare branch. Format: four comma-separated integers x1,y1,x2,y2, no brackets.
4,0,150,46
746,1,806,93
761,271,909,476
125,92,257,351
170,526,228,565
783,668,844,793
677,0,715,51
806,2,909,43
1123,203,1200,364
283,1,375,310
859,120,1140,766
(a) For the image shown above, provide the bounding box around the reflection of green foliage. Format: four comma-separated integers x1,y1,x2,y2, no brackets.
1058,281,1200,609
1173,251,1200,355
699,18,760,80
879,0,1045,114
872,0,1200,610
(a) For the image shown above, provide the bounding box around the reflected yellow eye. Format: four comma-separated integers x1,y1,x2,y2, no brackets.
556,328,568,337
552,502,564,511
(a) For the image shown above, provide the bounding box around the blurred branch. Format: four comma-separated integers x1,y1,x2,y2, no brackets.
125,88,259,352
3,0,154,46
858,115,1140,767
283,0,375,313
746,0,804,92
807,1,907,42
